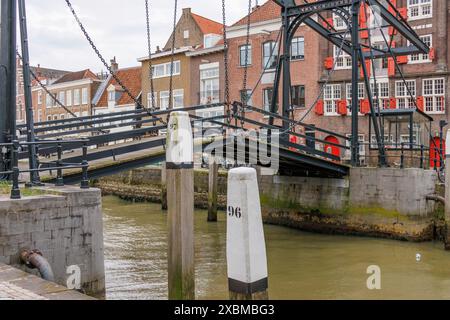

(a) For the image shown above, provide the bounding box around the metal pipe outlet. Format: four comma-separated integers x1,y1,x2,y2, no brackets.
20,249,55,282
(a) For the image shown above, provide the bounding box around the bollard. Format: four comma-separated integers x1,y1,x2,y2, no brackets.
166,111,195,300
227,167,268,300
207,155,219,222
56,139,64,187
445,130,450,250
80,142,89,189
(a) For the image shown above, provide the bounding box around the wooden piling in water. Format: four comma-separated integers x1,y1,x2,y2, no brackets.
161,162,168,210
227,167,269,300
166,111,195,300
208,156,219,222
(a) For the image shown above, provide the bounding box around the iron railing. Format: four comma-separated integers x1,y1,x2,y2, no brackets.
0,139,90,199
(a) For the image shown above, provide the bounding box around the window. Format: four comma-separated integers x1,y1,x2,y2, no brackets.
59,91,65,105
74,89,80,105
371,135,394,149
239,45,252,67
37,110,42,122
324,84,341,115
396,80,416,109
291,85,305,108
423,78,445,113
370,81,390,110
409,35,432,63
66,90,72,106
159,90,184,110
344,134,366,161
262,41,278,69
60,114,65,120
82,88,88,105
38,91,42,105
408,0,432,20
108,90,115,102
152,61,181,78
46,93,52,108
334,45,352,69
183,30,189,39
204,34,221,48
200,66,220,104
333,12,348,31
263,88,274,112
346,83,365,114
47,116,52,121
291,37,305,60
147,92,157,109
240,90,253,107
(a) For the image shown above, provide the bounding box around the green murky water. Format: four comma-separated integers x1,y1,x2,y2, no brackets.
103,196,450,300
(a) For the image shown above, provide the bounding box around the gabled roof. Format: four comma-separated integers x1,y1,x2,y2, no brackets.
95,67,142,107
53,69,99,85
191,12,224,35
233,0,282,26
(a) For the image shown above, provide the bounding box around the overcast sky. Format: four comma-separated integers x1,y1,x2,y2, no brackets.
24,0,256,73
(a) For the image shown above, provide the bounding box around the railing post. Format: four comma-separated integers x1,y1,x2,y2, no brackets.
55,139,64,187
80,141,89,189
400,143,405,169
420,144,424,169
10,140,21,200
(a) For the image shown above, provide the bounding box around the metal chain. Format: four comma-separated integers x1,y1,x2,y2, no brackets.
168,0,178,110
65,0,157,119
145,0,156,112
240,0,252,128
222,0,231,127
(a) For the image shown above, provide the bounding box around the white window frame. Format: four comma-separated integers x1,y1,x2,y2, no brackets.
334,45,352,70
407,0,433,21
370,81,390,110
291,37,305,61
346,83,365,116
324,84,341,116
74,89,81,105
152,61,181,79
81,88,88,105
159,89,184,110
395,80,416,109
59,91,65,106
147,92,157,109
423,78,445,114
408,34,432,64
239,44,252,67
66,90,72,106
333,12,348,31
344,134,365,161
37,91,42,105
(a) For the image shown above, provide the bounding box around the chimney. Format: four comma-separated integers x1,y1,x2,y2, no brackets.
156,46,161,53
110,57,119,72
182,7,191,16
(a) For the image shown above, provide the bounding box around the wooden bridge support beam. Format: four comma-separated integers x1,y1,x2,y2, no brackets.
166,111,195,300
207,156,219,222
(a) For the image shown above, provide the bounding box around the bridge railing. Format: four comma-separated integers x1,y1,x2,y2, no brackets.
0,139,90,199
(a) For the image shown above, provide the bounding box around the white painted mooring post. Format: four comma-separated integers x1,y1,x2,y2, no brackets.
227,167,269,300
166,111,195,300
445,130,450,250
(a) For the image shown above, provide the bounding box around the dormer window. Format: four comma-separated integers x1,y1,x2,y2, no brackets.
204,34,221,48
107,84,122,106
108,90,115,102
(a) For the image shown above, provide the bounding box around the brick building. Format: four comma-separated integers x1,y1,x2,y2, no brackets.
307,0,450,166
226,0,449,167
44,69,102,121
16,58,68,124
226,0,321,129
140,8,225,124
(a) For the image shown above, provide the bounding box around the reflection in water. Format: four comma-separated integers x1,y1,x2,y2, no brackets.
103,196,450,300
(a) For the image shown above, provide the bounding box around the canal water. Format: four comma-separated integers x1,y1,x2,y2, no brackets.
103,196,450,300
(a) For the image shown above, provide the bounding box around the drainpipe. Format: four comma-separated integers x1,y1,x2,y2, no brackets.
426,195,446,205
20,249,55,282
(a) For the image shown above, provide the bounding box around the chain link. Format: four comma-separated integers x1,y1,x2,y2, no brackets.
222,0,231,128
168,0,178,110
145,0,156,112
65,0,159,121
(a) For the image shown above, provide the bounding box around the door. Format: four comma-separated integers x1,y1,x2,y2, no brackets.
430,137,445,168
324,135,341,158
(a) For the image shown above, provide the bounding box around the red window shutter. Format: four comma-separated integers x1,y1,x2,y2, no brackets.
398,7,408,20
388,0,397,14
388,27,397,36
389,98,397,109
361,99,370,114
360,30,369,39
429,47,436,61
360,60,371,78
388,58,396,76
338,100,348,116
397,56,408,64
315,100,324,116
324,57,334,70
417,96,424,112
